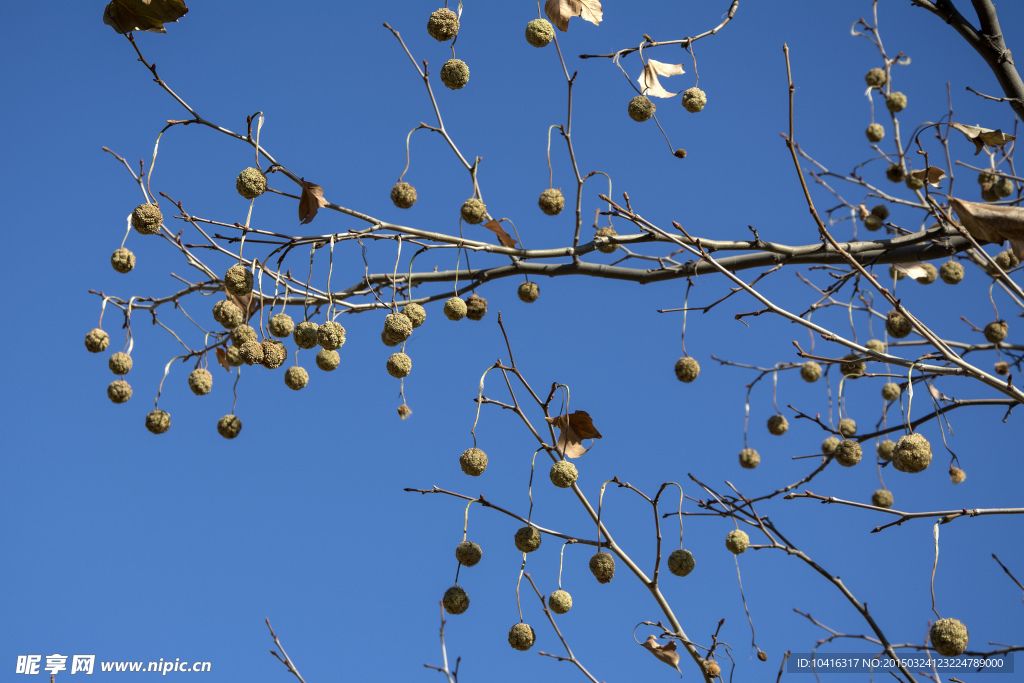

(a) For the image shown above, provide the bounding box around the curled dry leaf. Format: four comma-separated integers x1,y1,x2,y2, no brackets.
298,179,328,225
950,197,1024,258
910,166,946,187
544,0,603,32
214,347,232,372
545,410,602,459
483,219,517,248
103,0,188,34
950,123,1016,155
641,636,682,676
637,59,685,99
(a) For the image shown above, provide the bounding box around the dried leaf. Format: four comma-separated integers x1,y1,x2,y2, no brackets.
910,166,946,187
641,636,682,676
544,0,602,32
483,219,517,248
950,123,1016,155
891,264,929,280
637,59,685,99
298,179,328,225
214,347,232,372
103,0,188,33
545,410,602,459
227,292,261,321
950,197,1024,258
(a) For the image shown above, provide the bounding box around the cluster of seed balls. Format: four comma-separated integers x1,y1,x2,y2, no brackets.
628,86,707,124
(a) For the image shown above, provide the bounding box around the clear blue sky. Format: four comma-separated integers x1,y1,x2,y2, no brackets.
2,2,1021,681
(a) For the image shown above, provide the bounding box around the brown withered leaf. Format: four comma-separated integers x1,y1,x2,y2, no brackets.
544,0,603,32
641,636,682,677
298,179,328,225
483,219,517,248
910,166,946,187
950,197,1024,258
637,59,685,99
545,410,602,459
950,123,1016,155
214,347,232,372
103,0,188,34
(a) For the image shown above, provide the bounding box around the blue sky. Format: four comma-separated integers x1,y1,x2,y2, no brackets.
2,1,1022,681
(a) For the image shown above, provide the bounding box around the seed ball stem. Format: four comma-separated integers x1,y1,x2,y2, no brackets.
725,529,749,554
681,87,707,113
455,541,482,567
508,623,536,651
589,551,616,583
386,352,412,378
667,549,696,577
145,409,171,434
111,248,136,273
85,328,110,353
549,460,579,488
236,167,267,199
518,281,540,303
188,368,213,395
514,526,542,553
442,585,469,615
538,188,565,216
627,95,656,122
217,414,242,439
674,357,700,383
547,589,572,614
440,58,470,89
390,181,417,209
459,448,488,476
284,366,309,390
525,18,555,47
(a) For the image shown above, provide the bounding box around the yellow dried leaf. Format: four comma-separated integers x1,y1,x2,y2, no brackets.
950,123,1016,155
545,410,602,459
103,0,188,34
544,0,603,32
641,636,682,676
911,166,946,187
637,59,685,99
950,197,1024,258
298,179,328,225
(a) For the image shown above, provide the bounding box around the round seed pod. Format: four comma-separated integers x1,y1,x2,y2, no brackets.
111,248,136,273
386,352,412,378
930,618,969,657
518,282,540,303
589,552,615,583
317,321,346,350
674,149,687,158
145,409,171,434
548,589,572,614
455,541,482,567
882,383,901,401
231,325,258,347
390,181,417,209
886,164,906,183
871,205,890,220
993,177,1014,198
236,167,267,199
440,58,470,90
982,183,1001,202
460,448,487,476
939,261,964,284
213,300,245,329
865,68,886,88
293,321,320,349
188,368,213,395
85,328,110,353
538,188,565,216
994,249,1020,271
916,263,938,284
107,380,133,404
681,87,707,113
839,418,857,437
877,439,896,461
549,460,579,488
316,349,340,371
444,297,467,321
886,310,913,339
466,294,487,321
725,529,750,554
261,340,287,369
800,361,822,383
268,313,294,338
864,214,883,231
674,357,700,383
738,448,760,469
865,123,885,143
872,489,894,509
906,175,926,191
949,466,967,484
224,345,243,367
384,313,413,343
460,197,487,224
508,623,536,651
381,330,402,347
822,437,840,454
426,8,459,41
217,414,242,439
239,340,264,365
595,226,618,253
704,660,721,678
892,433,932,473
108,352,133,376
834,440,862,467
840,353,866,377
525,18,555,47
514,526,542,553
667,549,696,577
401,303,426,328
224,264,253,296
131,203,163,235
979,171,997,186
886,91,907,112
866,339,886,354
628,95,656,122
995,361,1009,375
984,320,1008,343
442,585,469,615
767,414,788,436
284,366,309,390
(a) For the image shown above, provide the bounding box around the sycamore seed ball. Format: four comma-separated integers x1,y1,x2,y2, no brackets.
508,623,536,651
440,58,470,90
444,297,468,321
866,123,885,143
460,447,488,476
865,68,886,88
442,585,469,615
269,313,294,338
950,466,967,484
866,339,886,354
628,95,656,122
384,313,413,343
525,18,555,47
984,320,1008,343
877,439,896,461
108,352,132,376
85,328,110,353
995,361,1009,375
994,249,1020,271
886,164,906,183
834,439,862,467
460,197,487,224
145,409,171,435
882,382,901,401
455,541,483,567
466,293,488,321
386,352,412,378
261,340,287,369
839,418,857,438
930,618,969,657
889,264,906,281
131,203,163,235
800,361,822,383
767,414,788,436
239,340,264,365
316,349,340,372
739,448,760,469
549,460,579,488
317,321,346,350
822,437,840,454
381,330,401,348
390,181,417,209
538,188,565,216
231,325,258,347
704,660,721,678
426,8,459,41
993,177,1013,198
886,91,907,112
213,300,245,330
224,345,243,367
916,263,938,284
293,321,319,349
401,303,426,328
981,183,1001,202
224,264,253,296
864,214,883,231
235,167,267,199
886,310,913,339
107,380,132,404
188,368,213,396
548,589,572,614
518,281,540,303
906,175,926,190
872,489,894,509
595,226,618,253
682,87,707,113
667,549,696,577
514,526,542,553
871,204,890,220
725,529,750,554
284,366,309,390
589,552,615,583
675,357,700,383
892,433,932,473
111,248,136,274
217,414,242,439
940,261,964,284
841,353,866,377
